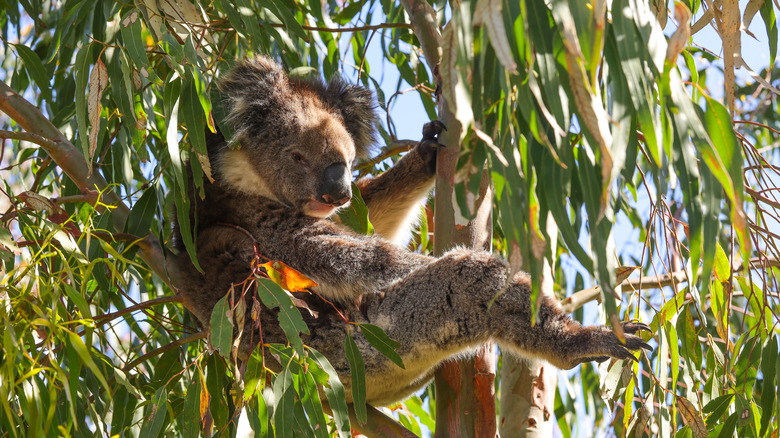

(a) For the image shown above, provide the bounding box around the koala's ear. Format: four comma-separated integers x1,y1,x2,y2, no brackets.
217,56,295,146
323,77,378,158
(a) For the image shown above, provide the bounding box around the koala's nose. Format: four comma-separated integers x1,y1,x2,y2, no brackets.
319,163,351,206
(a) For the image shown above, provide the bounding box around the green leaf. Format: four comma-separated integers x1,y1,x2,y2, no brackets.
164,74,185,194
74,42,93,164
610,2,662,166
247,392,270,436
63,283,91,319
173,176,202,272
150,348,183,389
125,188,157,238
759,336,777,437
301,372,329,438
256,278,310,356
110,387,138,435
357,323,404,369
267,0,309,42
66,332,111,399
139,386,168,437
205,354,229,429
209,293,233,359
120,10,149,67
700,96,749,259
704,394,734,428
292,399,317,438
715,412,738,438
244,350,266,399
760,0,777,67
182,71,207,196
308,348,351,438
337,183,374,235
182,376,202,438
14,44,50,101
344,333,367,423
273,366,296,438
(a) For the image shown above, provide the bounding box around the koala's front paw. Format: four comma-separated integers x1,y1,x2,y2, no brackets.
605,322,653,363
568,322,652,368
418,121,447,174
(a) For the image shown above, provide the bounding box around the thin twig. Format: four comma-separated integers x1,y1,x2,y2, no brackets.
355,140,418,170
205,20,413,33
122,332,206,372
94,295,181,325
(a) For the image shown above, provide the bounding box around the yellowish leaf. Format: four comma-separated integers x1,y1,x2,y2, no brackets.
260,261,317,292
616,266,638,284
676,395,707,438
197,152,214,183
666,2,692,65
88,58,108,163
474,0,517,74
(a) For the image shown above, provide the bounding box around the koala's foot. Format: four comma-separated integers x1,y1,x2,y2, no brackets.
418,121,447,174
575,322,653,367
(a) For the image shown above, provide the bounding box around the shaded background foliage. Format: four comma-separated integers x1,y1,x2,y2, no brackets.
0,0,779,437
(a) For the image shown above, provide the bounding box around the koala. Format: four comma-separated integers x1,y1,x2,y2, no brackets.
170,56,651,407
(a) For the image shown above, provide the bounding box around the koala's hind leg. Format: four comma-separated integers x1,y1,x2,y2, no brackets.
365,248,651,376
488,275,652,369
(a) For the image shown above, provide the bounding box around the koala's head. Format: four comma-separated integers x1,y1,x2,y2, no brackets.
213,56,378,218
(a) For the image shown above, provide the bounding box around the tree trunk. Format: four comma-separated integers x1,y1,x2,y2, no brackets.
401,1,499,436
499,218,559,437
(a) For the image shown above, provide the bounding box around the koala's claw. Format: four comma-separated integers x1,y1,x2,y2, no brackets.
622,321,652,334
422,120,447,141
418,121,447,174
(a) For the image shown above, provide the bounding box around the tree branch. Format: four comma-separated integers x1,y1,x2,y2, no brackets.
321,402,418,438
399,0,442,67
559,256,780,313
0,130,60,150
559,284,622,314
204,20,412,33
349,405,419,438
355,140,418,171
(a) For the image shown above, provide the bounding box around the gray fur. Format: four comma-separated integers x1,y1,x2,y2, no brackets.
170,56,651,406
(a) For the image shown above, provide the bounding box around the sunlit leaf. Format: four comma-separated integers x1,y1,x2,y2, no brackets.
261,261,318,292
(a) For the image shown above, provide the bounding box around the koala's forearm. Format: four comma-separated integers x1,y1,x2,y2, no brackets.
292,233,432,301
247,219,432,302
357,147,435,242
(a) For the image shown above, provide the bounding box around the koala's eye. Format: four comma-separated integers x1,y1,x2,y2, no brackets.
290,151,308,165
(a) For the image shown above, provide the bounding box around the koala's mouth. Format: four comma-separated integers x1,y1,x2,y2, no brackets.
303,199,349,218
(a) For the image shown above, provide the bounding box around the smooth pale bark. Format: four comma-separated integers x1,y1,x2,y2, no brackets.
499,217,559,437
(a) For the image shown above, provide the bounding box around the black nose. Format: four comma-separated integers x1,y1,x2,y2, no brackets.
318,163,351,206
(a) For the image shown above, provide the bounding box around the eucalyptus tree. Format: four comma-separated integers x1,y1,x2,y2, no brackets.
0,0,778,437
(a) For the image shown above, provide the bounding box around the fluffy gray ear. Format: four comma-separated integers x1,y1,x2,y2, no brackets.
217,56,295,145
322,77,379,158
